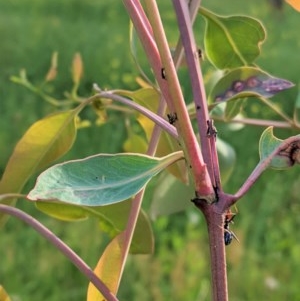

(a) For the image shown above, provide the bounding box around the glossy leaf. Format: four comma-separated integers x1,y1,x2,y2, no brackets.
259,127,300,169
87,233,125,301
286,0,300,11
209,67,294,104
36,200,153,254
0,109,78,216
200,7,266,69
28,152,183,206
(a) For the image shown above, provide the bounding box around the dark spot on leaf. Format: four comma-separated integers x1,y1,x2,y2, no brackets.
246,76,262,88
232,80,245,92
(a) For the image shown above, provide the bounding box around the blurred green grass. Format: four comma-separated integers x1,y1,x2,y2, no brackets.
1,0,300,300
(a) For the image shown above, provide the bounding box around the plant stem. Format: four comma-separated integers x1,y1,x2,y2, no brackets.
144,0,214,199
94,88,178,139
173,0,202,69
194,201,228,301
172,0,217,190
233,134,300,202
0,204,118,301
116,92,166,292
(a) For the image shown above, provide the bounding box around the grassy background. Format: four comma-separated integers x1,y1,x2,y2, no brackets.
1,0,300,300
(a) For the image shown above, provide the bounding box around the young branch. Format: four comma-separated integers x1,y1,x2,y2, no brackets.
0,204,118,301
115,97,166,292
233,134,300,202
144,0,214,199
93,86,178,139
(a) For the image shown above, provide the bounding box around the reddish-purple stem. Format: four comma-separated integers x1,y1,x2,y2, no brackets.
0,204,118,301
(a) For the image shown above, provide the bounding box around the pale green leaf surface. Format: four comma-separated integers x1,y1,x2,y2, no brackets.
200,8,266,69
28,152,183,206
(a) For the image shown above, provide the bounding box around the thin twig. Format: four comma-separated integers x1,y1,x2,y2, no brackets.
93,87,178,140
233,134,300,202
0,204,118,301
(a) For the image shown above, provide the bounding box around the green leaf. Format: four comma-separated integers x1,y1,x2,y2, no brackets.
28,152,183,206
224,98,245,121
259,127,300,169
36,199,153,254
150,172,194,218
200,7,266,69
217,138,236,184
209,67,294,104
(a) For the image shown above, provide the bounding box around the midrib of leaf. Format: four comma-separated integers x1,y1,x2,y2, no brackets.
200,7,248,66
46,151,184,193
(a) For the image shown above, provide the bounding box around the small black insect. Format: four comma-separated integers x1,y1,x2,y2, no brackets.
206,119,217,138
197,48,203,59
224,211,238,246
167,112,178,125
161,68,166,79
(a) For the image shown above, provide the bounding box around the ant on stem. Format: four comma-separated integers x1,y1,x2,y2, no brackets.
224,210,239,246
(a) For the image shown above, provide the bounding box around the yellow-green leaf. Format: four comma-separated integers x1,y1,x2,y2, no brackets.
87,233,125,301
0,285,11,301
0,110,78,225
200,7,266,69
